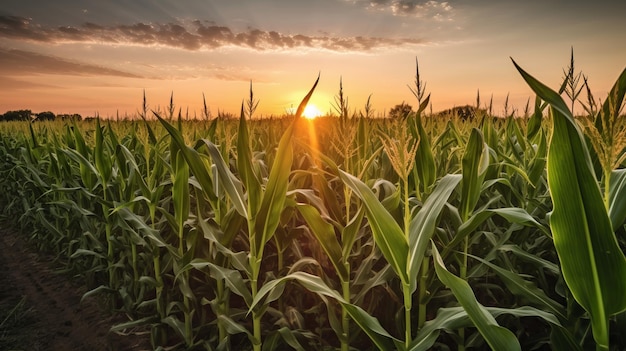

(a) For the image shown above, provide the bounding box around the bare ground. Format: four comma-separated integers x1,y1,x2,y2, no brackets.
0,224,152,351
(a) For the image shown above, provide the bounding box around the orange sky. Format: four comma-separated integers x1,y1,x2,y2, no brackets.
1,1,625,118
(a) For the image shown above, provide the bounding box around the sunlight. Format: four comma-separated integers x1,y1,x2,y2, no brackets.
302,104,323,119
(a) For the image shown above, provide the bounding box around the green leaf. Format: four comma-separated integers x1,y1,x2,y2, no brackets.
253,121,293,254
341,206,364,260
94,118,112,185
253,75,319,258
514,59,626,349
447,207,547,256
432,243,521,351
250,272,400,350
498,244,560,276
609,168,626,230
408,174,461,294
339,170,409,285
189,260,253,306
467,253,566,320
172,150,190,230
237,103,263,218
217,314,253,337
526,95,544,140
196,139,247,218
154,112,217,204
460,128,488,221
296,203,349,281
599,67,626,132
410,100,436,191
411,306,574,351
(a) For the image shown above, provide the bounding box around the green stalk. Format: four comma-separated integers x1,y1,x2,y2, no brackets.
403,283,412,349
402,180,412,349
131,242,138,295
250,252,262,351
103,204,115,290
417,258,428,329
457,233,469,351
216,278,227,344
341,279,350,351
179,216,192,345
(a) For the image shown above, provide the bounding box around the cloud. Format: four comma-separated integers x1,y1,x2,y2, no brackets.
350,0,454,20
0,75,57,90
0,47,142,78
0,15,425,52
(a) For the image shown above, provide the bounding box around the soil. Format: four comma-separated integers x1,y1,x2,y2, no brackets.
0,224,152,351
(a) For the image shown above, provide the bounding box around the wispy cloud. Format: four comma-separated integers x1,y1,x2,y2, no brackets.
0,15,425,51
0,47,142,78
0,75,57,90
349,0,454,20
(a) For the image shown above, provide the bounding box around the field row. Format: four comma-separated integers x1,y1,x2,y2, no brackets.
0,64,625,350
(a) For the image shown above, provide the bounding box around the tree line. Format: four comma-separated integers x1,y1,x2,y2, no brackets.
0,110,83,122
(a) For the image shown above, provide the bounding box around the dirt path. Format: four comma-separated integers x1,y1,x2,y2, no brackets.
0,225,151,351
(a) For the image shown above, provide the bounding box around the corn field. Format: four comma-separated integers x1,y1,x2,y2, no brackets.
1,61,626,351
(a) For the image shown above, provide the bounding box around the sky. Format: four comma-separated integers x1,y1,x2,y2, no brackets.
1,0,625,118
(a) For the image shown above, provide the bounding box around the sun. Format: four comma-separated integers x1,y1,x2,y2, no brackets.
302,104,323,120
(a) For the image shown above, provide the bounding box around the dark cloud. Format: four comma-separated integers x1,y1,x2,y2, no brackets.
0,47,142,78
351,0,454,20
0,15,425,51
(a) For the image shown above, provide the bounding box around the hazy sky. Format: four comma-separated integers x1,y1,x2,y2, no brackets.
1,0,625,117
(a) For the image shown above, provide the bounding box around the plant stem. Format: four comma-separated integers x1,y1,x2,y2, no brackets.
458,236,469,351
418,259,428,329
403,176,412,348
250,252,262,351
404,283,412,349
341,279,350,351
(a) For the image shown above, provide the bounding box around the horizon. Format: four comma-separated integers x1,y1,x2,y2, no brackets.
1,1,625,118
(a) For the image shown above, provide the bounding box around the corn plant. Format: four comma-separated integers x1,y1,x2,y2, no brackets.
514,59,626,351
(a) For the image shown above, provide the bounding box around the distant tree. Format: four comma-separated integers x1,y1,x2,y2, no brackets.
1,110,32,121
57,113,83,121
34,111,55,122
388,102,413,119
436,105,488,120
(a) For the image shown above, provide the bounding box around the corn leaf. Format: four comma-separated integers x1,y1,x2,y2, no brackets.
296,203,349,281
408,173,461,294
154,112,217,203
514,59,626,349
432,243,521,351
196,139,247,218
467,253,566,320
94,118,112,185
410,96,436,192
410,306,574,351
250,271,401,350
460,128,489,220
599,67,626,132
253,76,319,255
237,104,263,219
339,170,409,285
609,169,626,230
253,121,294,253
172,150,190,228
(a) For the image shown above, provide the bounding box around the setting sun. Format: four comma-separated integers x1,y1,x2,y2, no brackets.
302,104,323,119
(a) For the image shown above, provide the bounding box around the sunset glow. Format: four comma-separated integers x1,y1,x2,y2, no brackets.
302,104,323,120
0,1,624,117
